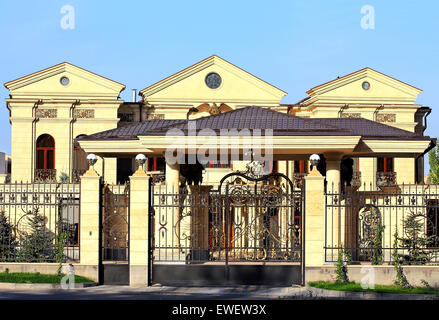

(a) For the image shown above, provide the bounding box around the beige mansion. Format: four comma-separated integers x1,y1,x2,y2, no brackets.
3,55,433,188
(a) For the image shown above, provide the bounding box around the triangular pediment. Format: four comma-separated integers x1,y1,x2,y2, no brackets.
4,62,125,100
306,68,422,105
139,55,287,105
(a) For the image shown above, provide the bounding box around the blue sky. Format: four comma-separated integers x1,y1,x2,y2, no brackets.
0,0,437,171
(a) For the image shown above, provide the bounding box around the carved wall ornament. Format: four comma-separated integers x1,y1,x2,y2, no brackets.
147,114,165,120
376,113,396,123
341,113,361,119
36,109,57,118
74,109,95,119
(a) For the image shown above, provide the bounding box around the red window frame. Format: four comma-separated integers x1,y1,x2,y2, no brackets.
378,157,394,173
36,135,55,170
298,160,309,174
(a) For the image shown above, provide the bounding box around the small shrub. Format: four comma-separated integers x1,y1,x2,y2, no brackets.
372,224,384,265
335,245,351,283
56,233,67,276
59,173,69,183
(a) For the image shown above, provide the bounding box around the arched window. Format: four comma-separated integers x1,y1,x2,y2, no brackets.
36,134,55,170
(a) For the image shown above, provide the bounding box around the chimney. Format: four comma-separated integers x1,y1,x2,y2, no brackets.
132,89,137,103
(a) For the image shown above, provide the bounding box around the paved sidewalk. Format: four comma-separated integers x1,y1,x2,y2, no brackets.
0,285,436,300
0,285,306,300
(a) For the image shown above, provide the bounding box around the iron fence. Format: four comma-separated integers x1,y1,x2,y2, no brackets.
325,183,439,264
0,182,80,263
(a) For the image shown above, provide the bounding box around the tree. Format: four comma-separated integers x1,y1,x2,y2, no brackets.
19,209,55,262
398,211,434,265
0,211,17,261
428,147,439,184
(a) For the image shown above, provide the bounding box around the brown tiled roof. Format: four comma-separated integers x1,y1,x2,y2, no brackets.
78,106,430,141
314,118,425,139
79,119,185,140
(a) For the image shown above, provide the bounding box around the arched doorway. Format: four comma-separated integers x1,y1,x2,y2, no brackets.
35,134,55,181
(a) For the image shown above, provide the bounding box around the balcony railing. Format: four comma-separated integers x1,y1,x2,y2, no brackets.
34,169,57,183
376,171,397,188
72,169,87,183
293,172,307,189
150,172,165,184
350,171,362,188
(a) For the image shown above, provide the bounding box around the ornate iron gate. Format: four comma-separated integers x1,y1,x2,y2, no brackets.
149,171,304,286
99,182,130,285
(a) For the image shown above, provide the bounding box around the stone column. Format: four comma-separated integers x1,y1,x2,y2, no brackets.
165,162,180,189
104,157,117,184
79,166,101,282
304,166,325,272
325,153,342,192
359,157,376,189
129,166,150,286
395,158,415,184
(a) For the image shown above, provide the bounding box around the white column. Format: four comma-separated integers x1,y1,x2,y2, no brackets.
325,153,342,192
165,162,180,189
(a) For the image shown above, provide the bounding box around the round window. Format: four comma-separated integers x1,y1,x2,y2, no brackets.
60,76,70,86
205,72,222,89
362,81,370,90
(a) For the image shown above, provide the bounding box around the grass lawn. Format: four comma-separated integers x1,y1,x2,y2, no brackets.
308,281,439,295
0,272,94,284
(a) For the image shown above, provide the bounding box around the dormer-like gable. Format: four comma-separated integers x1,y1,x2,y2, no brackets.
4,62,125,100
139,55,287,106
305,68,422,105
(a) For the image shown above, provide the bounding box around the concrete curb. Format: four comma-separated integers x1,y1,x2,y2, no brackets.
0,282,98,289
305,285,439,300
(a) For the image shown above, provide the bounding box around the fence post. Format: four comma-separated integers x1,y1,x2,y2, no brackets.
304,166,325,273
79,166,101,282
129,166,150,286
